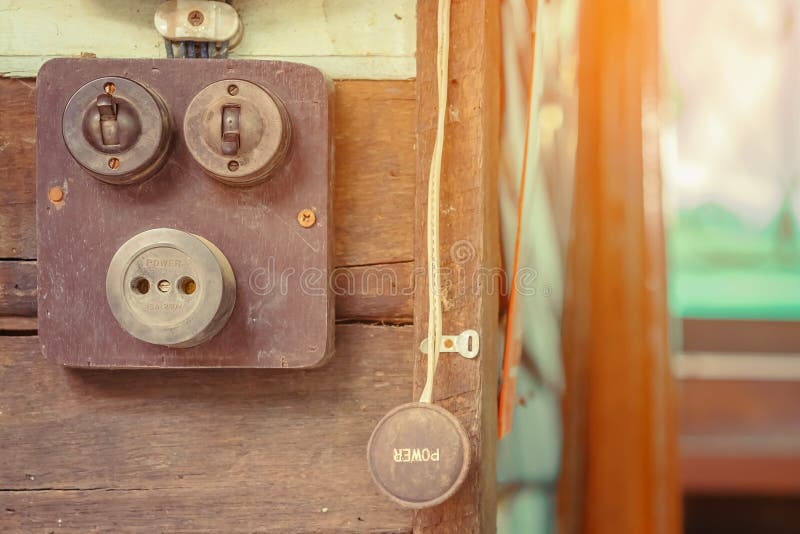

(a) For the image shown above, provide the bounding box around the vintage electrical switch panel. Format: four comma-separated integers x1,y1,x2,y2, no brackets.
36,59,334,368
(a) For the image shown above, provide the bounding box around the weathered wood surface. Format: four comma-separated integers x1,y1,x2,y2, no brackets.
0,78,36,260
0,77,416,326
0,325,413,532
557,0,681,531
0,259,414,327
0,261,36,317
412,0,501,531
0,0,416,80
0,75,419,530
0,77,416,269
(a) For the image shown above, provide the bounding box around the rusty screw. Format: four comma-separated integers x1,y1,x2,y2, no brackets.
227,160,239,171
297,209,316,228
108,157,120,170
188,10,205,26
48,186,64,204
103,82,116,95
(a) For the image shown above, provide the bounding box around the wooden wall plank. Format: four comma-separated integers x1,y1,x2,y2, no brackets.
0,78,36,259
0,260,36,317
0,315,36,331
413,0,501,531
0,0,416,80
334,262,415,324
0,325,413,532
0,259,414,323
0,78,416,268
333,81,417,266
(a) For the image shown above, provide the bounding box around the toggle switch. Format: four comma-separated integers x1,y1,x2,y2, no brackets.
62,77,173,185
106,228,236,348
96,94,121,146
184,79,292,186
221,104,241,155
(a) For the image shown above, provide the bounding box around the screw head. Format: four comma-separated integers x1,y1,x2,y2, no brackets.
48,186,64,204
227,160,239,171
297,209,316,228
188,10,205,26
108,157,120,170
227,84,239,96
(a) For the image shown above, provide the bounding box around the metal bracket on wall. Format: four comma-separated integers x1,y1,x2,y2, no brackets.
155,0,241,58
419,330,480,359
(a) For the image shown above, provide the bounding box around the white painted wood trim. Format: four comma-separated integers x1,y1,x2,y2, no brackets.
0,0,416,80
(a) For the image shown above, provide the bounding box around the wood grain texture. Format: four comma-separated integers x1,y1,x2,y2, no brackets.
0,78,36,259
413,0,501,531
0,260,36,316
0,75,420,529
0,76,416,328
334,262,415,324
0,325,413,532
333,81,416,266
0,77,416,268
557,0,682,532
0,315,36,332
0,259,414,324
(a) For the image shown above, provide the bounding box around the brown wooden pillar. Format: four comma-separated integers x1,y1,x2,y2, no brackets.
558,0,682,532
414,0,502,531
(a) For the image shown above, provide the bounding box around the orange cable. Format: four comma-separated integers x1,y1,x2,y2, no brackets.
498,24,536,438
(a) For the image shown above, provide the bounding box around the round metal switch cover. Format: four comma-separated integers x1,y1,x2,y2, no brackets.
106,228,236,348
183,79,292,186
62,76,172,185
367,402,471,509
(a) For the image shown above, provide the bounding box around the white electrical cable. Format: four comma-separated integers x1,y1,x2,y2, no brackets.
419,0,451,404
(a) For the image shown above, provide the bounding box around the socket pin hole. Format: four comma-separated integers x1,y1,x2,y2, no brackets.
131,277,150,294
179,276,197,295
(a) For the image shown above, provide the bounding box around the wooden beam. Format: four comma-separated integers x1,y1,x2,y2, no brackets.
0,78,417,267
0,325,413,532
0,259,414,325
558,0,682,532
413,0,501,531
0,260,36,316
0,78,35,259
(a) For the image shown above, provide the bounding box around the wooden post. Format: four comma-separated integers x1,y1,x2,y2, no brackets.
414,0,502,531
558,0,682,532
